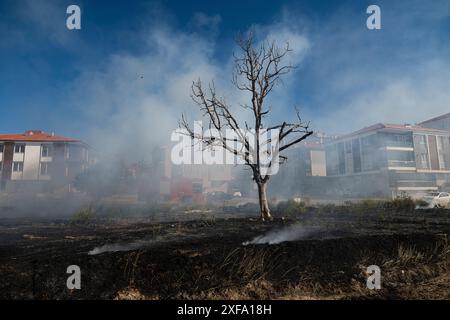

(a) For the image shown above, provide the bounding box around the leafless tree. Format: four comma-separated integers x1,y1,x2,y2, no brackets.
180,33,313,221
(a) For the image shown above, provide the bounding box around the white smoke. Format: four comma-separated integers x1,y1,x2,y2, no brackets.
243,224,313,245
88,240,155,255
3,0,450,148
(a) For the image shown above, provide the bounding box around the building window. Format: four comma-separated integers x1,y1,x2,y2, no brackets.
326,145,339,176
41,145,51,157
0,144,3,153
352,138,361,173
419,136,427,145
436,135,450,170
40,163,49,175
387,150,415,167
0,161,2,171
414,134,430,169
14,144,25,153
361,135,379,171
344,141,353,174
386,133,413,147
337,142,346,174
419,154,428,168
13,161,24,172
437,136,445,169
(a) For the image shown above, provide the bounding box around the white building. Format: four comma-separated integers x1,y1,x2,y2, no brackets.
0,130,91,193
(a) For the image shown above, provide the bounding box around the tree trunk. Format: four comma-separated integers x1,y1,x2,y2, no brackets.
257,182,272,221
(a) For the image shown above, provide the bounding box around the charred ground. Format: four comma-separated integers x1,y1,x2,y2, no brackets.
0,206,449,300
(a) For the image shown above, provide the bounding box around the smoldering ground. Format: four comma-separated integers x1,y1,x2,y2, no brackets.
88,240,155,255
243,224,315,245
89,223,317,254
1,210,449,299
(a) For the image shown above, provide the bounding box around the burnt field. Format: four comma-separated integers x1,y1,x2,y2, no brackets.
0,208,449,300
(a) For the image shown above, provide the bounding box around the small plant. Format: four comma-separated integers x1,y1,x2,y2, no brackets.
359,199,383,211
384,197,416,212
71,207,96,225
348,197,418,213
199,212,216,227
414,199,429,208
317,203,338,214
275,199,307,218
219,248,280,282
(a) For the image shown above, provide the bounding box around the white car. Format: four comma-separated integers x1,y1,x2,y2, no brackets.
422,192,450,208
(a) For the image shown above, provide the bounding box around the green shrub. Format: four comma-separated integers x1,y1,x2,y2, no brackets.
275,199,307,217
346,197,417,213
317,203,339,214
199,212,216,227
71,207,96,225
414,199,429,208
385,197,416,212
358,199,383,211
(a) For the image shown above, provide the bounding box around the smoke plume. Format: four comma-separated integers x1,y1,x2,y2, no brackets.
243,223,313,245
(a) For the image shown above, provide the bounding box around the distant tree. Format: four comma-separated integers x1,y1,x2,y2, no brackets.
180,33,313,221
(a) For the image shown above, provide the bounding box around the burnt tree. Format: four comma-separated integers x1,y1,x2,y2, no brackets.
180,33,313,221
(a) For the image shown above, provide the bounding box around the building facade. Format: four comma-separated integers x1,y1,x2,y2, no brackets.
419,113,450,131
0,130,91,193
324,123,450,198
269,140,327,197
137,146,234,204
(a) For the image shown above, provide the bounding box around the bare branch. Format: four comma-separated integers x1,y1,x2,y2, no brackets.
179,32,313,220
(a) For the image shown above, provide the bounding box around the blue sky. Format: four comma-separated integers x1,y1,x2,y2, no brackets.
1,0,450,156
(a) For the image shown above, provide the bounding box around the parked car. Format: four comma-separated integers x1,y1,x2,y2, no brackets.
205,191,233,203
421,192,450,208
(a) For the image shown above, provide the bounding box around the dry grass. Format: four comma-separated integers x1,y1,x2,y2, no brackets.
169,241,450,300
2,216,448,300
219,248,281,282
114,287,159,300
349,241,449,299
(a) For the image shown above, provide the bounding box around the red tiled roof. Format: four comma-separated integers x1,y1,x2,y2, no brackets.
0,130,80,143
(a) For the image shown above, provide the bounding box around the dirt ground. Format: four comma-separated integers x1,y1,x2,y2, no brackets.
0,209,449,300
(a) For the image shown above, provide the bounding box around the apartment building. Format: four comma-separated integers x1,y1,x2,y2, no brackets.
269,134,329,197
0,130,91,193
324,123,450,198
137,146,234,204
419,113,450,131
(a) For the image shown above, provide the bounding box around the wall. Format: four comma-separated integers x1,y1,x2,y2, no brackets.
1,143,13,189
420,114,450,131
0,141,89,193
311,150,326,176
22,143,41,180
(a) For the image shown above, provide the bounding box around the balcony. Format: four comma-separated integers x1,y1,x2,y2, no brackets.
387,160,416,168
